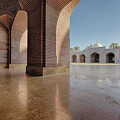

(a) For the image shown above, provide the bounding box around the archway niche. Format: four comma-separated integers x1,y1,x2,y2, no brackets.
72,55,77,63
19,0,81,76
91,53,100,63
80,54,85,63
11,10,28,67
106,53,115,63
0,23,8,68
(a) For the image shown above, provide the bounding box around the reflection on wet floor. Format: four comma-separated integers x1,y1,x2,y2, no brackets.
0,64,120,120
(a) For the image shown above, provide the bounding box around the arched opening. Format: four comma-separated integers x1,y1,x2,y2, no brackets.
11,10,28,67
46,0,80,67
91,53,99,63
80,54,85,63
72,55,77,63
0,23,8,68
106,53,115,63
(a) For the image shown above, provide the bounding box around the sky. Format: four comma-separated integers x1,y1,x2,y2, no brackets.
70,0,120,50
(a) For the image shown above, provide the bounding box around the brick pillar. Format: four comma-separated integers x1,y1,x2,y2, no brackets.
26,0,46,76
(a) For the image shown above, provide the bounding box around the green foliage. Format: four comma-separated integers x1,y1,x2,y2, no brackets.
74,45,80,52
70,45,80,52
90,45,92,47
70,48,74,51
109,43,120,49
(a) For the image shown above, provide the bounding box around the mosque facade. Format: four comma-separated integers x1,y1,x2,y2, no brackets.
70,42,120,63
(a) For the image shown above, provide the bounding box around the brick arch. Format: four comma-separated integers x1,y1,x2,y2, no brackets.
91,52,100,63
0,0,22,30
0,14,14,30
106,52,115,63
26,0,81,75
18,0,43,12
0,0,81,75
72,55,77,63
80,54,85,63
46,0,81,67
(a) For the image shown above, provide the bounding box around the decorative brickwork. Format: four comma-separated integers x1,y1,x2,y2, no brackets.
46,0,81,67
0,0,80,75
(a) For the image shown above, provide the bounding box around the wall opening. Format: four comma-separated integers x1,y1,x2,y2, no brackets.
80,54,85,63
11,10,28,66
106,53,115,63
72,55,77,63
91,53,99,63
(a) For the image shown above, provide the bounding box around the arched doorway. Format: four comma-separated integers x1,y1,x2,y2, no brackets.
11,10,27,66
91,53,99,63
106,53,115,63
46,0,80,67
72,55,77,63
80,54,85,63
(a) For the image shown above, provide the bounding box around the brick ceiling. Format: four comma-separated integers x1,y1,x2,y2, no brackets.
0,0,80,30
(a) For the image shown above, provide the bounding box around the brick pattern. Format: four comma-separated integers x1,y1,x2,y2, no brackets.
0,24,8,64
0,15,14,30
0,0,81,70
0,0,21,29
0,0,46,67
46,0,81,67
26,0,46,67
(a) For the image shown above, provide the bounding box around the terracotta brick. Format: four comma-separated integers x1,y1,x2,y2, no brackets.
0,0,81,74
46,0,81,67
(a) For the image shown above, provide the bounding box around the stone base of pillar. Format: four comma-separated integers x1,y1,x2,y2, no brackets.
26,66,70,76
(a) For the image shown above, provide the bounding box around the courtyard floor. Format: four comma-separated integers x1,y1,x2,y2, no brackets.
0,64,120,120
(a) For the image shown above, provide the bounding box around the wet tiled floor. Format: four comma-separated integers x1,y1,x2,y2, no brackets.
0,64,120,120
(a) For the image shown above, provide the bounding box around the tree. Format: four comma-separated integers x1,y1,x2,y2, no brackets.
70,48,74,51
109,43,119,49
90,45,92,47
74,45,80,52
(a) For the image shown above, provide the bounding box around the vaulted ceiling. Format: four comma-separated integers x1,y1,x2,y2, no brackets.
0,0,21,30
0,0,80,30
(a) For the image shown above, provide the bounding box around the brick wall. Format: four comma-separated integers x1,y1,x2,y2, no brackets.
46,0,81,67
0,24,8,64
0,0,81,69
18,0,46,67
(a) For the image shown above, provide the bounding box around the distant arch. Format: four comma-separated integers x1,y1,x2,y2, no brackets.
72,55,77,63
106,52,115,63
80,54,85,63
91,52,100,63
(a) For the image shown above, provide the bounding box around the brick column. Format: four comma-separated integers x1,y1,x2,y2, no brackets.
26,0,46,76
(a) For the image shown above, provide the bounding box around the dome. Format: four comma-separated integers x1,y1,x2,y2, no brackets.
93,42,103,47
